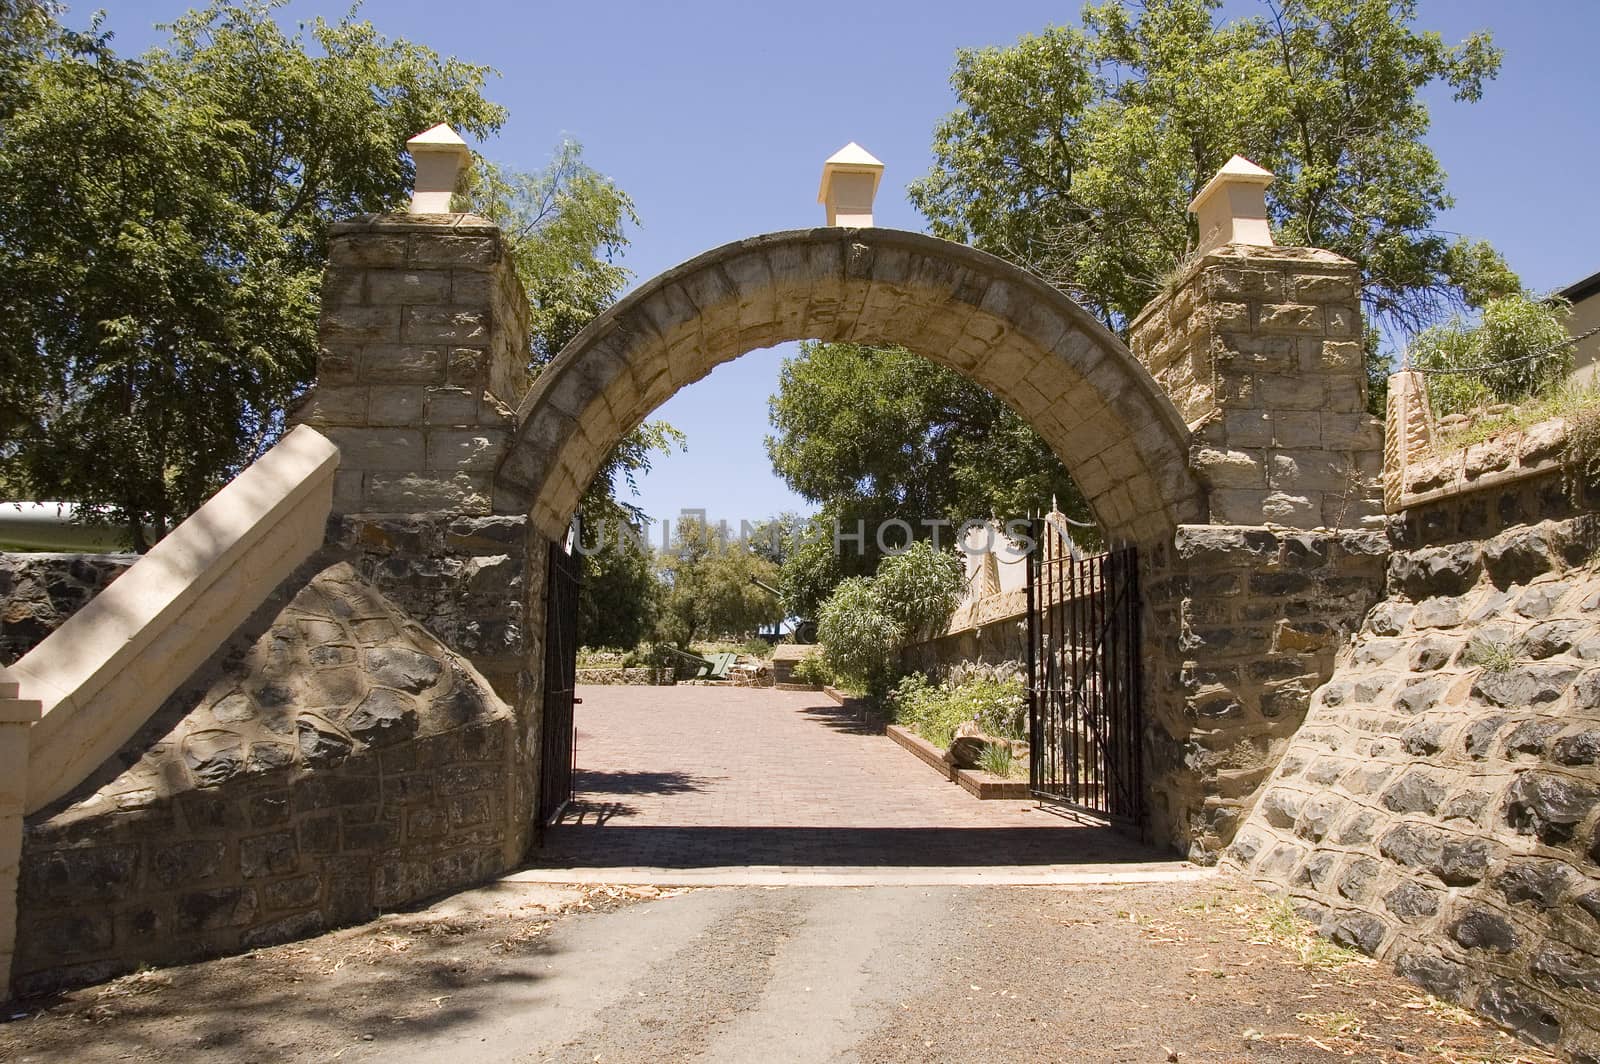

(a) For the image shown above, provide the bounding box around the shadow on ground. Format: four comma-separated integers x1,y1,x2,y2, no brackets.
795,703,880,736
0,899,580,1063
571,768,719,796
527,824,1170,868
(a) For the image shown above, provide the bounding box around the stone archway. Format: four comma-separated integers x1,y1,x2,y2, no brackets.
492,227,1205,545
298,210,1386,861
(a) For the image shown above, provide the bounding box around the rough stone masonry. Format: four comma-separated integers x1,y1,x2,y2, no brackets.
1231,457,1600,1061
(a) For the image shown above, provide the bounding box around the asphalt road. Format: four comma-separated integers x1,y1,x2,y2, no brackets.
2,880,1548,1064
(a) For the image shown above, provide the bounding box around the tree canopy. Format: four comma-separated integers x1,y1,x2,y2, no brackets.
0,1,504,546
764,341,1093,610
909,0,1517,338
656,516,781,647
0,1,681,555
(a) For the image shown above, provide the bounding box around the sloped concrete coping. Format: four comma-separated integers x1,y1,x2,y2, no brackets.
12,425,340,815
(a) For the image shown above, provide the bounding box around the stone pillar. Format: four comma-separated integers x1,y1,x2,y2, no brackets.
1384,369,1434,510
295,214,530,516
294,214,542,858
1129,240,1392,860
1129,245,1384,529
0,666,42,1000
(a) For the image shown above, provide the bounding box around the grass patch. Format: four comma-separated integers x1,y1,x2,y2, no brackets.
977,741,1017,779
1250,898,1368,971
1296,1011,1363,1038
1463,638,1518,673
1430,383,1600,455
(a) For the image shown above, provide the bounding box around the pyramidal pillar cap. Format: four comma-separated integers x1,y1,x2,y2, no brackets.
818,142,884,227
406,123,472,214
1188,154,1274,255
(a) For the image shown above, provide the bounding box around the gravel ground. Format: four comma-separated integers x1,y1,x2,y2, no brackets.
0,877,1554,1064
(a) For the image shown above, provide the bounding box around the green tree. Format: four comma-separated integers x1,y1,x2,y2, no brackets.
575,527,661,650
765,341,1092,599
910,0,1516,341
656,516,781,646
0,2,503,547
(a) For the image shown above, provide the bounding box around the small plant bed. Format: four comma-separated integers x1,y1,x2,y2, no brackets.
1427,385,1600,457
880,673,1033,799
885,723,1032,799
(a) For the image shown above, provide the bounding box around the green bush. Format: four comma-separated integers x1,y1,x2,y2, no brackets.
790,653,835,687
887,673,1028,750
816,577,903,695
871,541,965,643
814,542,963,696
1411,294,1572,417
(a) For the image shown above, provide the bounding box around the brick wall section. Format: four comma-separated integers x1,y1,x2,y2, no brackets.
295,215,530,515
1144,525,1389,860
11,558,519,996
1129,245,1384,529
1228,462,1600,1060
0,554,134,664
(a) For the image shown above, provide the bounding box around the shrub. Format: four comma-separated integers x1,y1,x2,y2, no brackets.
871,541,964,643
814,542,963,696
740,638,775,659
816,577,903,694
887,673,1028,750
1411,294,1572,417
791,652,835,687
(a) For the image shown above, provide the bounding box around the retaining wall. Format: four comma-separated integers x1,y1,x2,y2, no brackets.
12,557,517,995
1230,421,1600,1060
0,554,135,665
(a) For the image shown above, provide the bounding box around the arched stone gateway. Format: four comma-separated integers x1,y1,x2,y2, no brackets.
293,207,1389,861
494,227,1204,545
7,187,1395,997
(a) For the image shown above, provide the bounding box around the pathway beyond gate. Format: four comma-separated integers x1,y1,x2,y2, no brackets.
520,685,1189,882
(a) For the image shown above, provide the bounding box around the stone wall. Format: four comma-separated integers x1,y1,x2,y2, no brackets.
574,667,670,685
901,588,1029,682
12,557,518,995
1129,245,1385,530
1,554,134,664
1144,525,1389,860
1229,458,1600,1060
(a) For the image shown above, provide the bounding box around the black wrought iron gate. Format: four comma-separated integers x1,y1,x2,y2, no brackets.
539,538,581,824
1025,530,1144,826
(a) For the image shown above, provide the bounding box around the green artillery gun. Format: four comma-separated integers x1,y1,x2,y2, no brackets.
748,577,818,644
657,644,738,681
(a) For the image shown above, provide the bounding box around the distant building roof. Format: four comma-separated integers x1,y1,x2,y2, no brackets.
1559,268,1600,305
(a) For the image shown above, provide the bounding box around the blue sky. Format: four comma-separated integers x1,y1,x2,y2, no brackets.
107,0,1600,528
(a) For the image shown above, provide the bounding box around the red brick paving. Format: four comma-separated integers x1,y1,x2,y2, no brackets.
529,684,1168,869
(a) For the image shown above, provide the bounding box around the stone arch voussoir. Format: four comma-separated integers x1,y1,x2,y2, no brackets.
494,228,1204,545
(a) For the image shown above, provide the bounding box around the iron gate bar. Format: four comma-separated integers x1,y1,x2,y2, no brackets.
539,537,582,826
1025,524,1144,827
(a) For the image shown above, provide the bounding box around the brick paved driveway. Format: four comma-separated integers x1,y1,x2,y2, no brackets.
528,684,1169,870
